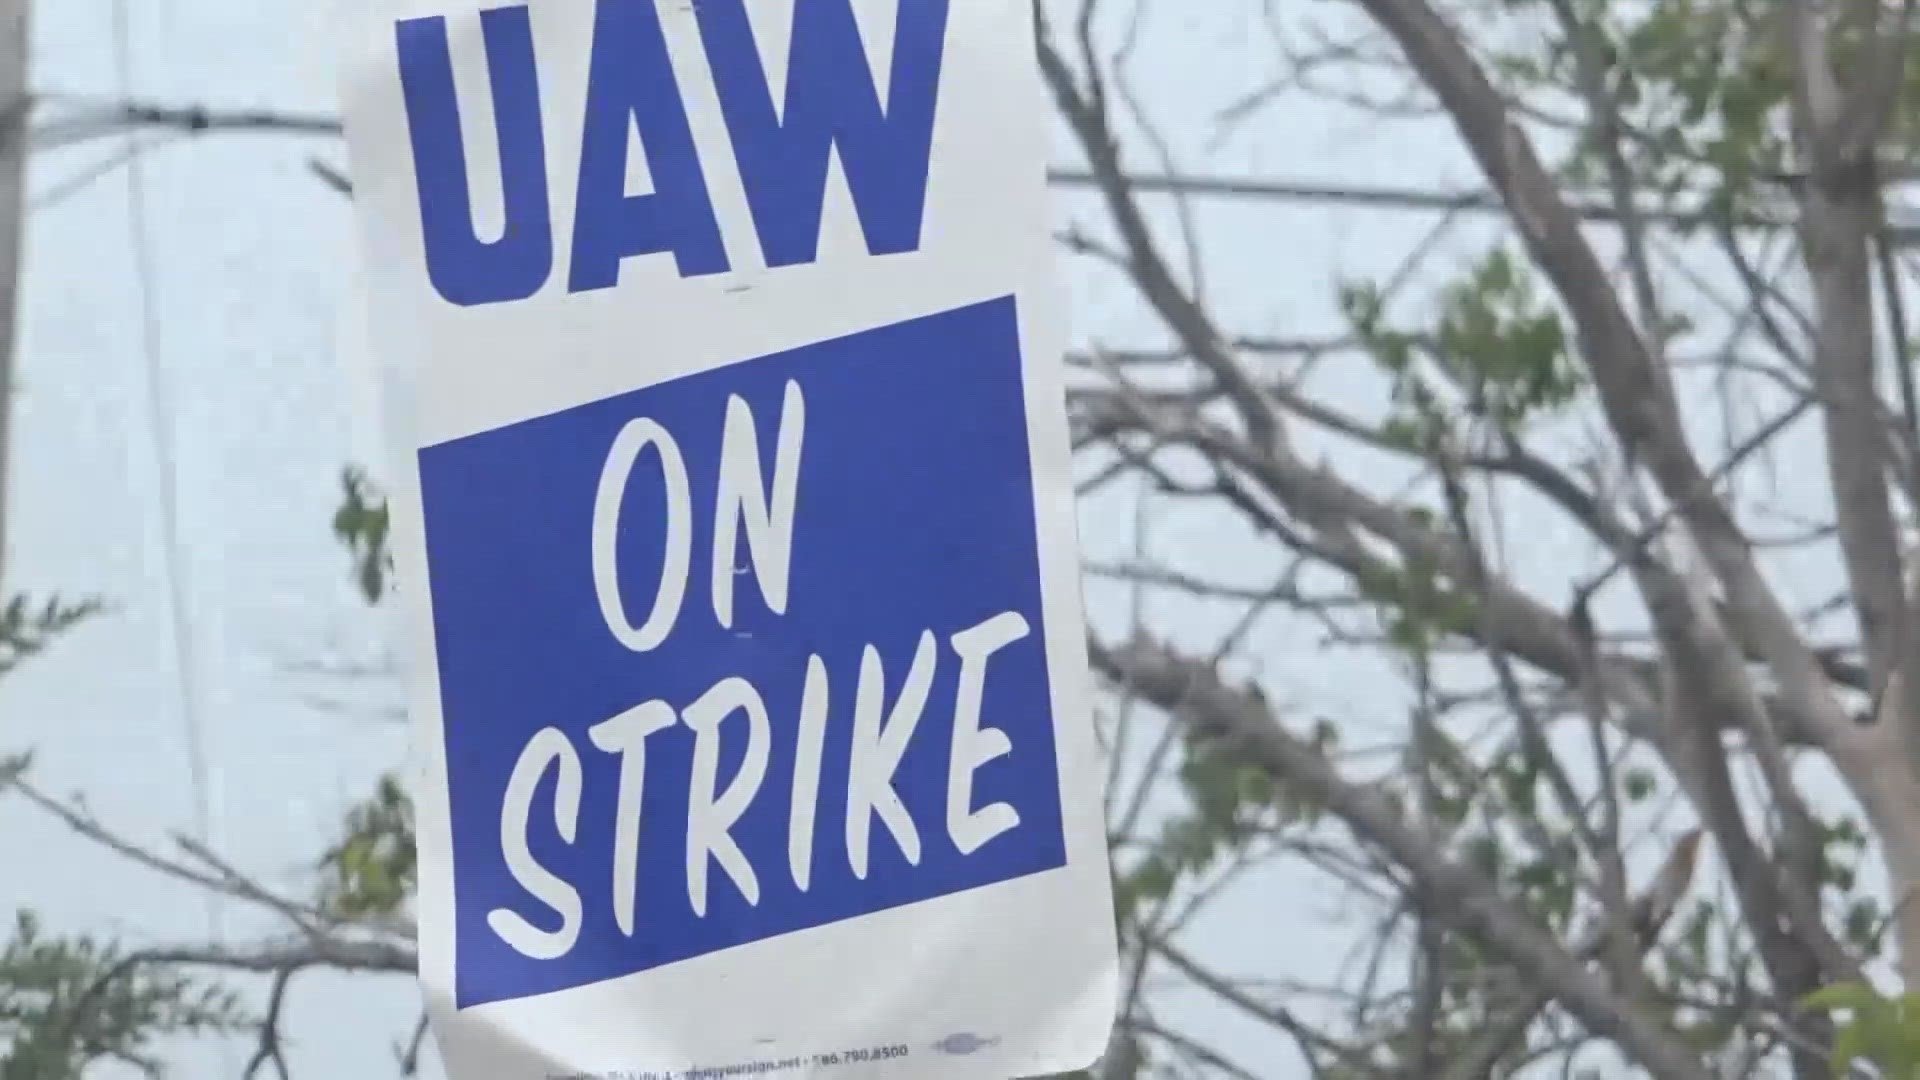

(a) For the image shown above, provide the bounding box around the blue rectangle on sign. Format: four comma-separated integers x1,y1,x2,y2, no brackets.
419,296,1068,1008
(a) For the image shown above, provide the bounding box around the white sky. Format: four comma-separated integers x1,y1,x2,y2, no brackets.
0,1,1867,1078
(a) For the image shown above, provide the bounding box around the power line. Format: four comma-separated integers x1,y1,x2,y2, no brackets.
36,98,1783,231
1042,167,1768,230
109,0,226,964
298,148,1753,231
55,94,1898,245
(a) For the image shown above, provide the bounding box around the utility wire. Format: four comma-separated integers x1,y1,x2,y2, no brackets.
110,0,224,956
17,95,1827,234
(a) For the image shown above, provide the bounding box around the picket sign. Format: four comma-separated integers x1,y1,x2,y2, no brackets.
336,0,1119,1076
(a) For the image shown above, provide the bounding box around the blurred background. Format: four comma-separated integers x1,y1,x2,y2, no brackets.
5,1,1920,1078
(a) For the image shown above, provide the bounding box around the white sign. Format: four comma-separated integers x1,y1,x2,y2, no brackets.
337,0,1118,1076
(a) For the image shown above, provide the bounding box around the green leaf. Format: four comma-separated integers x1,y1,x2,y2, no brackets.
317,772,417,919
334,466,395,605
1622,767,1657,802
1843,899,1881,952
0,910,251,1077
1803,982,1920,1075
1802,981,1883,1014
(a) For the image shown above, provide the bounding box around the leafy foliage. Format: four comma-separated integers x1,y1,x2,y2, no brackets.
0,912,249,1079
0,594,101,678
1342,246,1582,457
1113,713,1332,927
317,771,416,921
0,592,128,1076
332,467,393,605
318,472,419,924
1802,982,1920,1078
1355,553,1480,655
1490,0,1793,215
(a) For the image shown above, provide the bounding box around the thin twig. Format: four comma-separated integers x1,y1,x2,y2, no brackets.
242,967,296,1080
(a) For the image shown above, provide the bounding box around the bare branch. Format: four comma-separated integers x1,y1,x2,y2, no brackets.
31,97,340,151
113,936,415,976
398,1011,432,1076
1092,638,1715,1080
1341,21,1919,991
1150,936,1374,1075
242,968,296,1080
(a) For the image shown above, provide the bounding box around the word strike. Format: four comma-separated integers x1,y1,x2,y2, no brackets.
487,381,1028,960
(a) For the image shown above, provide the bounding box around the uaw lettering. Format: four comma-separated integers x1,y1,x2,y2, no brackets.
396,0,947,305
397,0,1070,1009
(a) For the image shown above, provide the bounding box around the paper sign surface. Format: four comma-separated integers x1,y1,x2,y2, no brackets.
338,0,1117,1076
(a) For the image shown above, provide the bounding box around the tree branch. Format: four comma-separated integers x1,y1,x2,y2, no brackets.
1343,13,1918,967
1091,637,1714,1080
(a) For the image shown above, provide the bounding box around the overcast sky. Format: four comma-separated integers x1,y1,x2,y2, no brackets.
0,1,1858,1077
